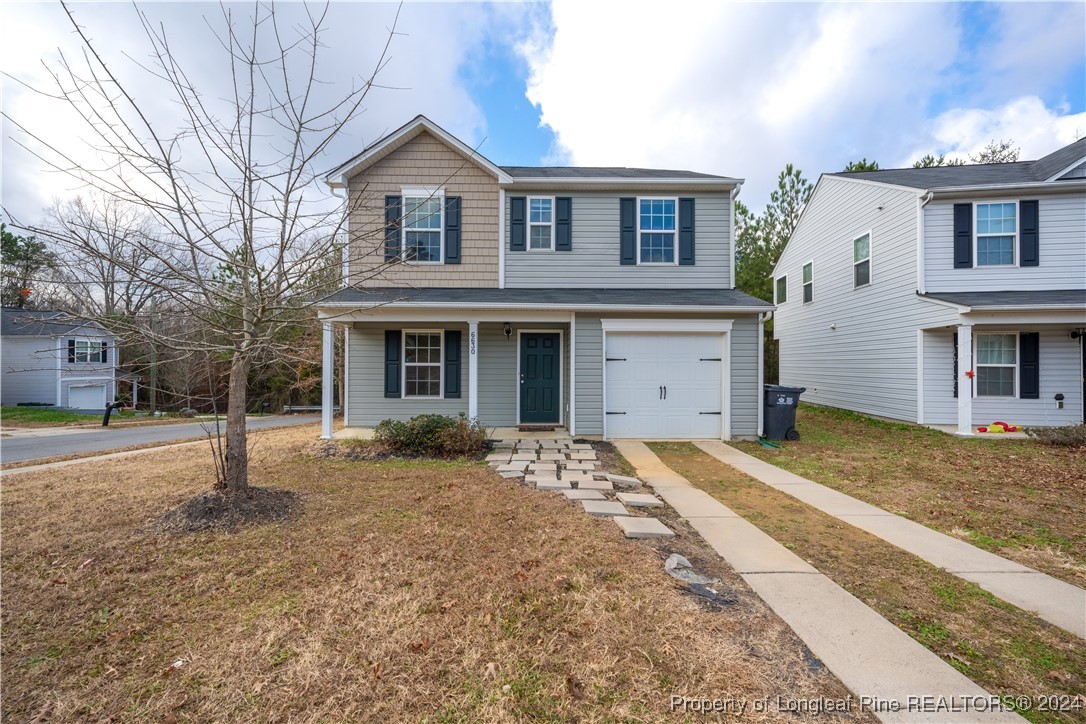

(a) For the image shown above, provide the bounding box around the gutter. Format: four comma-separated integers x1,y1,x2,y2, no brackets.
315,301,775,314
927,180,1086,197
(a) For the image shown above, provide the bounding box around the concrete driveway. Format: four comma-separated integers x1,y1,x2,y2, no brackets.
0,415,319,464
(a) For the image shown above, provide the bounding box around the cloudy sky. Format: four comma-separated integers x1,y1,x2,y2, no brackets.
2,1,1084,222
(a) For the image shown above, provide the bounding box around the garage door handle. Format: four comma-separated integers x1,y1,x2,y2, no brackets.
699,411,722,415
605,411,626,415
699,357,722,361
606,357,627,362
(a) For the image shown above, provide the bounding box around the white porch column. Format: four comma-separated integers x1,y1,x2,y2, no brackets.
569,312,576,436
468,320,479,421
321,321,334,439
956,323,973,436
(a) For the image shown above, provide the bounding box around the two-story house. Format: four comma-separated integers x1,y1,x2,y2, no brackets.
1,307,121,410
314,116,772,440
772,139,1086,434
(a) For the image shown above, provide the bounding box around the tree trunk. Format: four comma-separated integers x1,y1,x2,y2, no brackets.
223,353,251,493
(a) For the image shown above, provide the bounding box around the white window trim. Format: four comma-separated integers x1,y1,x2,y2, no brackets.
802,260,814,304
71,337,106,364
853,230,872,288
400,188,445,265
636,196,679,266
775,274,788,304
973,200,1018,268
973,331,1019,399
527,196,555,252
402,329,444,399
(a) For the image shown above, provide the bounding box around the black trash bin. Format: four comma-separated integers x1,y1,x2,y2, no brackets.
763,384,806,441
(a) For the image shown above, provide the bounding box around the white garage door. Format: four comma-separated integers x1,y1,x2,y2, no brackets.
605,333,723,438
69,384,107,410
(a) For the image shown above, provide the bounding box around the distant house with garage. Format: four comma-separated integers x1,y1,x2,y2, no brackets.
313,115,773,440
772,139,1086,433
1,307,120,411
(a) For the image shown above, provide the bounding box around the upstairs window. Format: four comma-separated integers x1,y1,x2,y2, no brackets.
976,202,1015,266
403,331,442,398
775,276,787,304
853,233,871,287
802,261,814,303
402,194,443,263
638,198,677,264
69,338,107,363
528,197,554,250
976,333,1016,397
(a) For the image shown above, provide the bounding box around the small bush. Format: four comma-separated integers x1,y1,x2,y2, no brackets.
374,413,488,457
1024,424,1086,447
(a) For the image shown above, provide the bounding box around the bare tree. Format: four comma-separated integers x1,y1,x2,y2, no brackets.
4,2,399,494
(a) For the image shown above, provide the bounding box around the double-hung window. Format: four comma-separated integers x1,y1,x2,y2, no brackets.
403,331,442,398
853,233,871,287
775,276,787,304
402,192,443,263
975,333,1017,397
975,202,1015,266
71,338,106,363
528,197,554,250
802,261,814,303
638,198,677,264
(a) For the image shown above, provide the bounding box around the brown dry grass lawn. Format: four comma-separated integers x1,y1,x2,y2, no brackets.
651,442,1086,724
2,424,867,722
736,406,1086,587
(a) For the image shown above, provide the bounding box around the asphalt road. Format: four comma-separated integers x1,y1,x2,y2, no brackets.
0,415,320,464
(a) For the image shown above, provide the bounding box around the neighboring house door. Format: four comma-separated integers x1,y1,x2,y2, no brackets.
519,333,561,424
605,333,722,438
69,384,107,410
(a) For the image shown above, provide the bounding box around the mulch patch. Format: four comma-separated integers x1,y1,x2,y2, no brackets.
149,487,302,534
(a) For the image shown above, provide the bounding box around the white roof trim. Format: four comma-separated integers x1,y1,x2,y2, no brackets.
1045,155,1086,182
316,300,772,314
929,180,1086,196
324,116,512,188
502,176,741,188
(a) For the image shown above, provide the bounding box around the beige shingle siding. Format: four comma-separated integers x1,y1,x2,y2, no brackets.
346,131,499,288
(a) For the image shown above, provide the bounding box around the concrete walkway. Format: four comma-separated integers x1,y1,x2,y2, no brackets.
695,441,1086,639
615,441,1022,724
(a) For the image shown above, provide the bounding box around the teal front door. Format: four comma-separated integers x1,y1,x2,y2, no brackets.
520,333,560,424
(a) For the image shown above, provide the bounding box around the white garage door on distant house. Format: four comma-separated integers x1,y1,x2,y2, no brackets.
604,332,724,439
68,384,107,410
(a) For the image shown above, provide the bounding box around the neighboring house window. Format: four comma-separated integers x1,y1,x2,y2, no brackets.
775,276,787,304
528,197,554,250
802,262,814,303
638,198,677,264
403,331,442,398
402,193,443,263
853,233,871,287
975,202,1015,266
975,333,1016,397
70,338,107,363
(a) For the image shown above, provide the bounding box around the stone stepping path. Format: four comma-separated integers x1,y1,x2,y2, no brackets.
486,437,673,539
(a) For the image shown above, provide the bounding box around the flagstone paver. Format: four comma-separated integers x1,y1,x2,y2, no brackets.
582,500,629,517
616,492,663,507
568,451,596,461
510,453,537,462
576,479,614,491
614,516,674,539
562,489,607,501
562,462,596,471
536,479,572,491
528,463,558,473
499,471,524,479
485,453,511,463
606,474,642,486
496,462,528,473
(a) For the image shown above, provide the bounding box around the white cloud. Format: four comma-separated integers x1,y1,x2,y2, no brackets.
520,0,1084,210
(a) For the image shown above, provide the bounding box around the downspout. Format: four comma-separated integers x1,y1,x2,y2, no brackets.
730,184,742,289
916,190,933,294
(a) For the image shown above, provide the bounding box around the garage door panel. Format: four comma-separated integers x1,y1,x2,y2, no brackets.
69,384,106,410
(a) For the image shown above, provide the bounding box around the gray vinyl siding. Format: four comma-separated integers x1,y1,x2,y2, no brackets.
345,323,469,426
573,316,603,435
477,323,516,426
0,337,59,406
729,316,759,437
923,327,1084,426
504,193,732,288
774,176,957,423
923,194,1086,292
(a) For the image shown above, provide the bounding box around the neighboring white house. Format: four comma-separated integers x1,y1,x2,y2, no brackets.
1,307,121,410
773,139,1086,434
313,115,773,440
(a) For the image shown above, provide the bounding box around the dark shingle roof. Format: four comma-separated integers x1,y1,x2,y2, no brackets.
500,166,733,180
829,138,1086,190
1,308,109,337
316,287,771,310
920,290,1086,309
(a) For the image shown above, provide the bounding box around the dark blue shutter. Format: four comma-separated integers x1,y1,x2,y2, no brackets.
1019,332,1039,399
1019,200,1039,267
953,203,972,269
384,196,402,262
67,339,76,363
555,197,572,251
100,341,108,364
510,197,526,251
619,197,636,265
678,197,695,266
444,330,461,398
445,196,461,264
384,330,401,398
952,332,958,399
